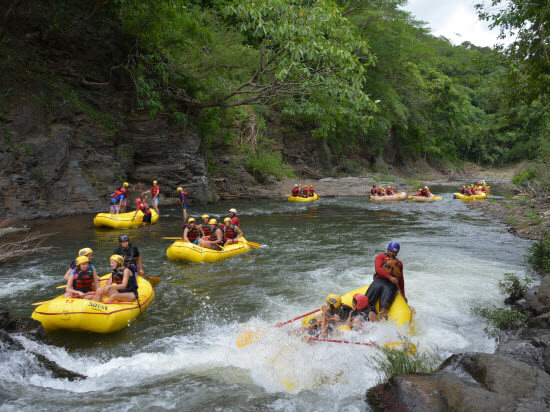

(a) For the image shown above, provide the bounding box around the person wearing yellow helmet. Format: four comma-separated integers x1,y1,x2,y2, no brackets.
222,216,243,246
177,187,190,221
198,218,224,250
64,255,100,299
142,180,161,215
308,184,316,197
183,217,201,244
377,186,385,196
95,255,138,303
64,247,98,281
385,186,394,196
318,294,345,337
198,214,212,238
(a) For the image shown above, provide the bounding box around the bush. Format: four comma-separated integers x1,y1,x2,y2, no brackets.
244,147,294,181
498,273,534,301
375,343,441,380
527,237,550,275
471,306,528,336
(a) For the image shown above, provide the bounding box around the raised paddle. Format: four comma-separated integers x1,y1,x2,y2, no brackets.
237,308,320,348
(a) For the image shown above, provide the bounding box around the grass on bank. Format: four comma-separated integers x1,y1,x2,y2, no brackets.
375,344,441,380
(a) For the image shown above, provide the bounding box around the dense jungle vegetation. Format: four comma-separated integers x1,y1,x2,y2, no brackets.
1,0,548,187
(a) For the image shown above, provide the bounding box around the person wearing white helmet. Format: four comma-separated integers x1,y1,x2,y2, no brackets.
291,184,300,196
418,186,432,198
228,208,240,226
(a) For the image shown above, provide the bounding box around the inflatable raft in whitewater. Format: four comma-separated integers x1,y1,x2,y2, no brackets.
453,192,487,200
287,193,320,202
31,275,154,333
93,209,159,228
302,284,414,331
166,237,251,263
410,195,442,203
369,192,407,202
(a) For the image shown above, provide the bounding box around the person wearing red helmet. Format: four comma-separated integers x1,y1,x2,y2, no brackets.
365,241,406,320
131,198,152,227
341,294,379,328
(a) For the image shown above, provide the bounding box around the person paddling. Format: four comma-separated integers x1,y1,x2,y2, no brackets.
343,294,379,327
64,256,100,300
223,217,243,245
365,241,405,320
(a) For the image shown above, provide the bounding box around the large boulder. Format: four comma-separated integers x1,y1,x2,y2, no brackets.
367,352,550,411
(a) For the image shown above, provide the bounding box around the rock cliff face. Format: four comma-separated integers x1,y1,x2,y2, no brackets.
0,1,216,220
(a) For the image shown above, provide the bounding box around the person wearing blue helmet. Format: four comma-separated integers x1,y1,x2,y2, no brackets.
365,241,406,320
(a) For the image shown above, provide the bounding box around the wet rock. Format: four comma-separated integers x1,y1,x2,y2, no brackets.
31,351,86,381
366,353,550,411
496,337,544,370
0,330,24,350
527,313,550,329
531,276,550,314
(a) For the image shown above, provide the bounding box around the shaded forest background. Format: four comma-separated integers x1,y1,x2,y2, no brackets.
1,0,548,193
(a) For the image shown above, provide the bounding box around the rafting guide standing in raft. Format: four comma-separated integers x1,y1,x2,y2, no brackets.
365,241,406,320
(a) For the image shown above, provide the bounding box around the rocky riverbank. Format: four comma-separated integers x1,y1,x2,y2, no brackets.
366,189,550,411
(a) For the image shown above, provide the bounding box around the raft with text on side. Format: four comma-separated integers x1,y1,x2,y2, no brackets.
453,192,487,200
31,275,154,333
93,209,159,228
286,193,320,202
369,192,407,202
408,195,442,203
166,237,251,263
301,284,414,333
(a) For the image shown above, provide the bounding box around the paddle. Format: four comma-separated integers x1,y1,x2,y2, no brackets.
306,337,417,353
237,308,320,348
139,272,162,283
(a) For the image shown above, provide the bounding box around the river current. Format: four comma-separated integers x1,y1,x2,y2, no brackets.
0,185,532,411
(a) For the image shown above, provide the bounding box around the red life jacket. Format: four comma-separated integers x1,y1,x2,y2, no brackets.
377,189,384,196
138,203,151,214
201,224,212,238
73,269,94,292
111,189,123,199
184,224,200,241
309,187,314,195
292,187,300,196
225,224,237,239
371,188,377,195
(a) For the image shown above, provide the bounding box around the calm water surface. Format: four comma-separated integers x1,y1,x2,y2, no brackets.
0,185,531,411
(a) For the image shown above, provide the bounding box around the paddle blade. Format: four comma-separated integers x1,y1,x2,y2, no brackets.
245,241,260,249
31,300,51,306
162,237,182,240
236,331,264,348
56,285,66,289
381,341,417,355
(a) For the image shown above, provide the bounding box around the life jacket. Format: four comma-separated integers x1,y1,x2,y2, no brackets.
138,203,151,214
73,268,94,292
309,187,315,195
377,189,384,196
151,186,160,197
386,189,392,195
292,187,300,196
224,224,237,239
208,226,223,243
118,244,138,266
184,224,200,241
371,188,377,195
111,189,123,199
420,189,428,197
111,266,138,295
201,224,212,238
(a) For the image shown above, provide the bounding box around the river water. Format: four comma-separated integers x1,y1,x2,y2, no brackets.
0,185,532,411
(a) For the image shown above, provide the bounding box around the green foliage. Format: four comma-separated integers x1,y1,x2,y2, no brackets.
471,306,528,335
498,273,534,301
375,344,441,380
243,144,294,181
527,238,550,276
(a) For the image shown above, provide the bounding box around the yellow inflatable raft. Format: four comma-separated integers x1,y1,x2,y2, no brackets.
302,284,413,330
370,192,407,202
166,237,251,263
287,193,320,202
410,195,442,203
93,209,159,228
31,275,154,333
453,192,487,200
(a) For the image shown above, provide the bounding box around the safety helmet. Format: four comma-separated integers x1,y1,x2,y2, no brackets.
75,256,90,266
294,184,299,187
224,217,231,223
188,217,196,223
335,324,352,336
119,234,130,243
229,208,237,214
78,247,93,257
120,187,127,194
310,185,314,187
177,187,183,192
201,214,210,220
302,315,318,327
123,182,129,187
326,294,341,308
136,198,142,204
352,294,369,310
372,184,376,187
153,180,158,184
379,186,384,189
387,186,391,188
209,218,217,225
110,254,124,266
424,186,428,189
231,217,239,225
387,241,400,252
